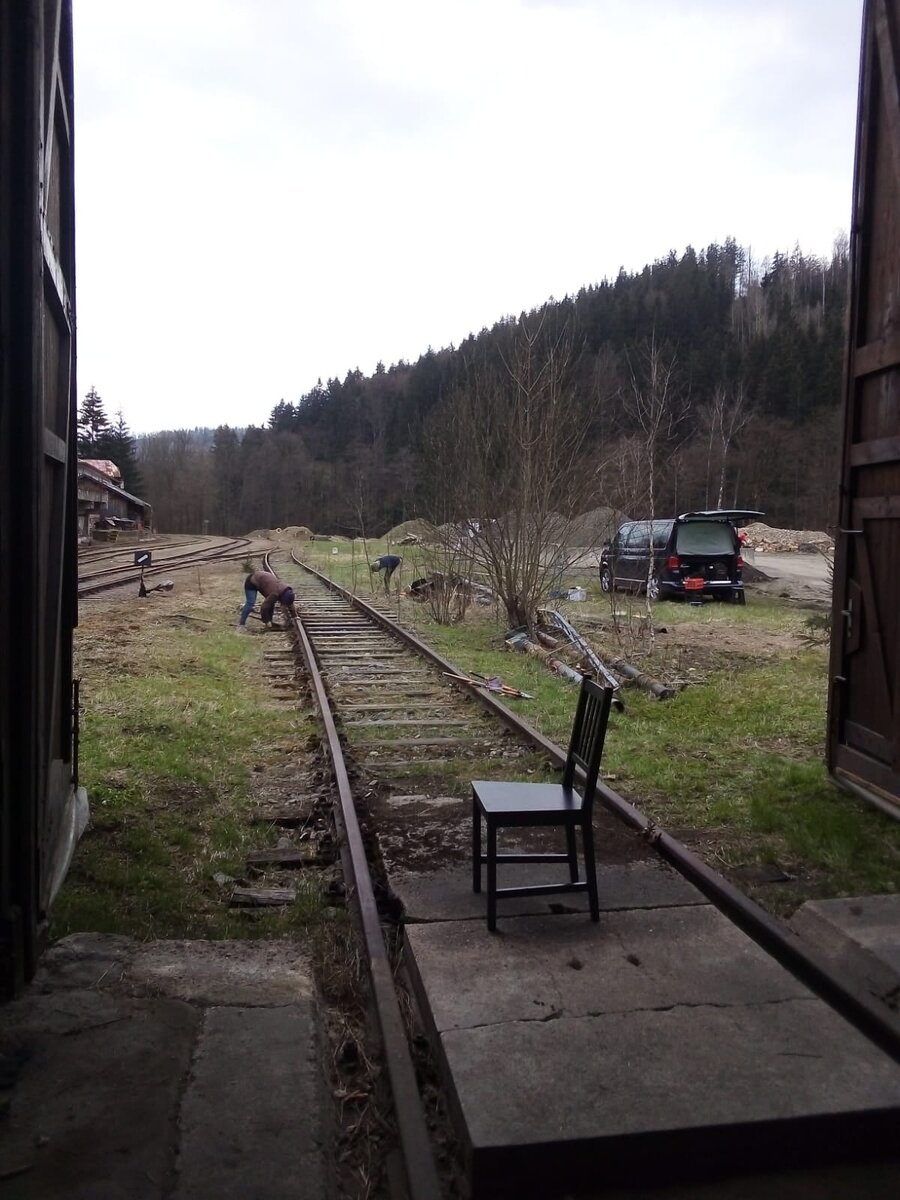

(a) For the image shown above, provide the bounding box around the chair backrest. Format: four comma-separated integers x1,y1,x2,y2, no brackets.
562,675,614,803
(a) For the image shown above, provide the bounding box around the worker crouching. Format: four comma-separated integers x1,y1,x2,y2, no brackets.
370,554,402,592
238,570,296,631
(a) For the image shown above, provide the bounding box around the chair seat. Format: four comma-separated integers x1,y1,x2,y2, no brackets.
472,780,584,816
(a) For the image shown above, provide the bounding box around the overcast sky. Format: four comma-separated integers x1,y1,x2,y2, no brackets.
73,0,864,434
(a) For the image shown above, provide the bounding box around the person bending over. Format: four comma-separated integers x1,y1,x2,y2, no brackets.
238,569,296,630
370,554,402,592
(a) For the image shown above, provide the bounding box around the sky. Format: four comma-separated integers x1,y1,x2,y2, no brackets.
73,0,864,434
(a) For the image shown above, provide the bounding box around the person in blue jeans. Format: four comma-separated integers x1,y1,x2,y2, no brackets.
370,554,402,592
238,569,296,631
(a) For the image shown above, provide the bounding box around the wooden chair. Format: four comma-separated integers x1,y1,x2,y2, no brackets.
471,675,614,931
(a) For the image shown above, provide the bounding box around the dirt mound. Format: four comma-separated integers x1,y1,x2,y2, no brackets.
742,522,833,554
385,519,435,543
279,525,314,540
566,507,628,547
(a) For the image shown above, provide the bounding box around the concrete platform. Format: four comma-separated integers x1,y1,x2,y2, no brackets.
792,894,900,977
398,865,900,1198
0,936,326,1200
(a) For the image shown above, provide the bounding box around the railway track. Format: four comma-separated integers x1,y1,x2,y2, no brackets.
262,550,900,1199
294,585,532,779
77,534,216,567
77,536,253,596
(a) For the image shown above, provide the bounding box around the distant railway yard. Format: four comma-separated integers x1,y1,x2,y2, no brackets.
20,529,894,1198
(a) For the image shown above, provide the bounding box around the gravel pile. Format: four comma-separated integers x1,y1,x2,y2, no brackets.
742,522,833,553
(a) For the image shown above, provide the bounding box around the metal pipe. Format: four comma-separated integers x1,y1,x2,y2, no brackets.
601,652,673,700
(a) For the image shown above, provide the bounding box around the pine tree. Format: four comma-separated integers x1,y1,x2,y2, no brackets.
77,386,110,456
108,410,145,497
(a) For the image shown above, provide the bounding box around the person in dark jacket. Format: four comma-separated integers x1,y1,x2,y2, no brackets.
370,554,402,592
238,569,296,630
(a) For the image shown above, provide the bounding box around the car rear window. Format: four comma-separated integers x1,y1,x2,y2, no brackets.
676,522,736,554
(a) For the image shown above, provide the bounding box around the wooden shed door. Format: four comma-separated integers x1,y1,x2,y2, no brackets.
0,0,77,994
39,0,78,910
828,0,900,815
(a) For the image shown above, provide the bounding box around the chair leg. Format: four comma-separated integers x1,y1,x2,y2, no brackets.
565,823,579,882
487,820,498,932
582,819,599,922
472,793,482,894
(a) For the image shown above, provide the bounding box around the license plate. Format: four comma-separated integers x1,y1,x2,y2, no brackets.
684,577,704,590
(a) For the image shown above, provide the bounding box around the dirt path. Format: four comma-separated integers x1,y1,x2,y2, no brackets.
747,552,832,608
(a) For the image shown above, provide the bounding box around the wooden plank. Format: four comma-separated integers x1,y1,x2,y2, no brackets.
853,495,900,519
834,744,900,798
853,332,900,376
42,428,66,463
849,433,900,466
248,808,315,826
355,736,487,748
245,848,323,868
229,887,297,907
345,718,470,728
874,0,900,184
844,719,894,763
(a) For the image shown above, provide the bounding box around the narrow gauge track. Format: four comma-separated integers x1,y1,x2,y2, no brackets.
77,536,252,597
271,551,900,1200
77,535,216,566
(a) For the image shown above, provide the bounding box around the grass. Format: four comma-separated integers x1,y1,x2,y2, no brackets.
61,546,900,935
54,576,327,942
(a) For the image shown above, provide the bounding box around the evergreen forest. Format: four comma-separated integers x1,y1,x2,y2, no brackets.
132,240,849,537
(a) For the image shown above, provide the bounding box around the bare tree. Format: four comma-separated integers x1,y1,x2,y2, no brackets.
623,336,688,527
622,337,688,638
420,317,615,630
698,385,753,508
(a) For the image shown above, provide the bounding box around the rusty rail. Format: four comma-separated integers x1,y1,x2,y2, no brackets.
274,554,442,1200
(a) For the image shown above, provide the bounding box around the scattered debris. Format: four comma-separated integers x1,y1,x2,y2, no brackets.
409,573,494,605
538,610,619,688
441,671,533,699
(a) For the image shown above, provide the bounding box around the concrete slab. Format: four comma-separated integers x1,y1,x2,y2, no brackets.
443,1002,900,1195
174,1006,324,1200
0,990,197,1199
393,861,707,924
0,936,326,1200
792,895,900,977
403,905,900,1197
444,998,900,1143
126,938,316,1007
404,906,809,1031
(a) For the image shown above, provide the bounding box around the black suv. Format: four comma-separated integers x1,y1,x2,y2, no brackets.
598,510,763,603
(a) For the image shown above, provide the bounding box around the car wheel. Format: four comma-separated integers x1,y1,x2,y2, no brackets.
646,575,660,602
733,589,746,606
599,566,613,594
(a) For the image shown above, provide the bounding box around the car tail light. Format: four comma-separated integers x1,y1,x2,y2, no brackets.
737,555,744,568
666,555,680,569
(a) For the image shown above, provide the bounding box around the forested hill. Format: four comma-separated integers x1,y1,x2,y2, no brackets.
139,239,849,536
